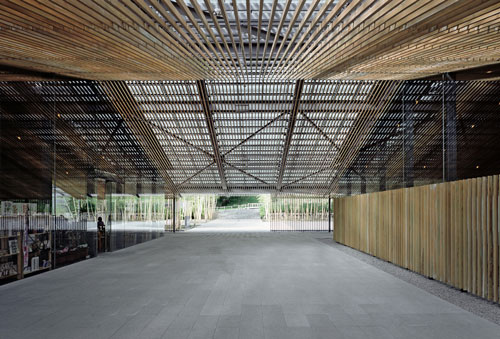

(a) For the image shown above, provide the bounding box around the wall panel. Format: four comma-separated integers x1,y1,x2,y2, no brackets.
334,175,500,302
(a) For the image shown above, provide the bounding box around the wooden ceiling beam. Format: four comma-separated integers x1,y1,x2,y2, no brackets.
99,81,176,192
196,80,228,190
276,79,304,191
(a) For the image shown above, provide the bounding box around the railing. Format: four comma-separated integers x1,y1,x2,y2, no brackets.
215,203,261,210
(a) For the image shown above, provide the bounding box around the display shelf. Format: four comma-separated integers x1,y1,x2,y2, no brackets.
56,247,89,266
0,235,18,239
0,233,22,281
21,231,52,279
2,227,90,283
27,232,51,253
27,232,50,236
23,266,50,275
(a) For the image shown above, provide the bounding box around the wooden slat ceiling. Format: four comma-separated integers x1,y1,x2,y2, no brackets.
1,1,500,197
0,0,500,81
1,79,499,196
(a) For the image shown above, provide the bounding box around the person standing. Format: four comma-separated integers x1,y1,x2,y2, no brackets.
97,217,105,252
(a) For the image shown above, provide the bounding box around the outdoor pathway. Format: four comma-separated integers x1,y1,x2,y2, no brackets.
187,208,270,233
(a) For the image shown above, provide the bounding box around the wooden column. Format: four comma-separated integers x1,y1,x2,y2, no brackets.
360,177,367,194
445,78,458,182
379,141,387,191
346,170,352,196
172,196,176,233
403,81,414,188
105,180,116,251
328,196,331,233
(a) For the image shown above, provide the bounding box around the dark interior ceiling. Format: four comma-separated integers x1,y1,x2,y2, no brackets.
0,1,500,197
1,79,499,197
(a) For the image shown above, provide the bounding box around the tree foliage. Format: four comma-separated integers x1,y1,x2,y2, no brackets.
216,195,259,207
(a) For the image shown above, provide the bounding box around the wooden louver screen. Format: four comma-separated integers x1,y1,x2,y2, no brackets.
334,175,500,303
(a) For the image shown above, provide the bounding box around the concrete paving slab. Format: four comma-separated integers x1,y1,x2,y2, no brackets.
1,232,499,339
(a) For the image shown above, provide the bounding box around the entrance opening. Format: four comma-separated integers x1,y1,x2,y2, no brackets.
187,195,270,232
183,194,332,233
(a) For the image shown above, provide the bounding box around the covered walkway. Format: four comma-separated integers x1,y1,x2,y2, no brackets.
1,232,498,339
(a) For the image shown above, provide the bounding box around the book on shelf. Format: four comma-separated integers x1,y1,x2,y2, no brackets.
31,256,39,271
8,239,18,255
1,262,17,277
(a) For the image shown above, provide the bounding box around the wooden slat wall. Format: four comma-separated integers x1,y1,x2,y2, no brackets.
333,175,500,302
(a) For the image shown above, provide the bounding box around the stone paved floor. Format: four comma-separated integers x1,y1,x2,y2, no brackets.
1,232,499,339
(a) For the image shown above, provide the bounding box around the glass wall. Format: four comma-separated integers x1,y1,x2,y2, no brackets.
165,194,217,232
0,82,168,284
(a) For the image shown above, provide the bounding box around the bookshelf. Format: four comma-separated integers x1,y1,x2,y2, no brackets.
0,233,22,280
23,232,52,276
1,231,53,282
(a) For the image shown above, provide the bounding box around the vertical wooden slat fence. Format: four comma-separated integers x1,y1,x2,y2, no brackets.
334,175,500,303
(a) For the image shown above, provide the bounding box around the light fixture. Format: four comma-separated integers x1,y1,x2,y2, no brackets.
423,165,426,169
486,70,493,74
17,136,21,140
65,171,69,175
415,100,419,104
471,124,475,128
57,113,61,118
476,165,480,169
